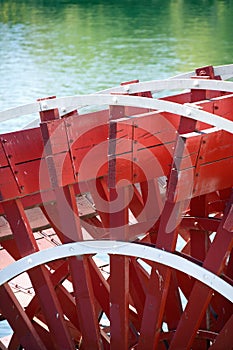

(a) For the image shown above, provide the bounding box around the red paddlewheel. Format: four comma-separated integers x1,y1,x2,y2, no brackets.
0,64,233,349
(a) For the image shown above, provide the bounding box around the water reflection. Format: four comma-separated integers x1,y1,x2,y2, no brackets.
0,0,232,114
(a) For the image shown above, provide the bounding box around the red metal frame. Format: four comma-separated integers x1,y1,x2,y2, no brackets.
0,65,233,349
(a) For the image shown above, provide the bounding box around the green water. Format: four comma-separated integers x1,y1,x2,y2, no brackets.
0,0,232,114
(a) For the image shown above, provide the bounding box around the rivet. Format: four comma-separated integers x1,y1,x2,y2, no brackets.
42,103,48,110
112,96,118,104
199,70,207,76
27,258,32,264
193,80,199,87
186,108,192,116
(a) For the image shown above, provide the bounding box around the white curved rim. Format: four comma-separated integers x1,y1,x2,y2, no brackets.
1,93,233,134
170,63,233,80
97,63,233,94
0,240,232,302
1,79,233,121
38,94,233,134
97,77,233,95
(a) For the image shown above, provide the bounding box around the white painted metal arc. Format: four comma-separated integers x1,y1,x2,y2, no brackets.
1,94,232,133
0,241,232,302
96,78,233,95
39,94,233,134
23,119,40,129
0,102,40,123
0,66,233,122
0,63,232,119
96,63,233,94
169,63,233,80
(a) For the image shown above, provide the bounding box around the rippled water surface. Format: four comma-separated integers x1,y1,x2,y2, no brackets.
0,0,232,113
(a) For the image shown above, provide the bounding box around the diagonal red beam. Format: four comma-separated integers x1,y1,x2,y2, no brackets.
88,257,110,317
138,200,187,349
164,271,183,330
140,178,164,226
138,130,194,349
169,194,233,349
87,177,110,230
210,315,233,349
0,284,46,350
8,332,20,350
3,199,74,350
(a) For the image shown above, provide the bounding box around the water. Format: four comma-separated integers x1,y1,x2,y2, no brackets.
0,320,12,338
0,1,232,116
0,0,233,339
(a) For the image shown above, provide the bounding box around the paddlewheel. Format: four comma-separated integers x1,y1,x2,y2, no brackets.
0,64,233,349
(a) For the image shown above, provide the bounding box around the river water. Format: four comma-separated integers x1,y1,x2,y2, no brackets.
0,0,233,339
0,0,233,132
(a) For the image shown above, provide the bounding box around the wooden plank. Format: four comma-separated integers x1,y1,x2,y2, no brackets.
199,129,233,165
0,127,43,164
0,284,47,350
0,217,12,241
194,157,233,196
0,195,96,240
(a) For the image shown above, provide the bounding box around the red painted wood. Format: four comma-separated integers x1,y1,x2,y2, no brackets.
47,185,102,349
110,255,129,350
71,256,103,350
0,284,47,350
2,199,74,350
0,70,233,349
210,315,233,349
169,194,233,349
129,258,147,322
